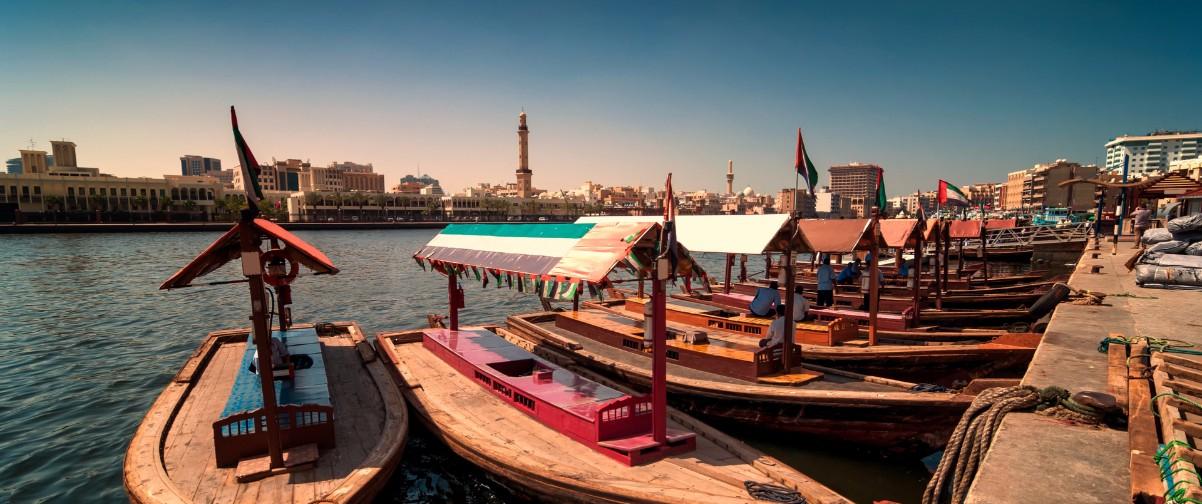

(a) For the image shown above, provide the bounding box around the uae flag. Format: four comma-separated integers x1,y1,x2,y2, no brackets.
231,106,264,213
795,128,818,194
938,179,969,207
874,167,886,210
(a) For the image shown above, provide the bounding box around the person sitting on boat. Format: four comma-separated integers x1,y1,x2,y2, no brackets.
248,336,291,375
759,304,788,348
899,259,915,289
835,260,860,285
748,280,781,317
815,254,834,307
792,285,810,321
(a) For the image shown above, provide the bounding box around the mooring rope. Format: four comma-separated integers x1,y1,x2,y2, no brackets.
1098,335,1202,357
743,481,805,503
921,385,1109,504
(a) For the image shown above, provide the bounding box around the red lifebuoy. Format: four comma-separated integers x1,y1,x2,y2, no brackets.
261,249,299,287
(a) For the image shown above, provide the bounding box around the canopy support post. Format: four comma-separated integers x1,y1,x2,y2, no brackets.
739,254,748,282
723,253,734,294
912,232,923,326
637,271,645,299
956,238,964,277
764,252,772,281
934,221,943,310
868,214,880,346
651,259,668,445
448,272,460,331
240,222,285,469
781,246,797,370
979,221,989,282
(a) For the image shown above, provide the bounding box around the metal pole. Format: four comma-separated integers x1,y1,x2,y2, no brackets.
239,221,284,468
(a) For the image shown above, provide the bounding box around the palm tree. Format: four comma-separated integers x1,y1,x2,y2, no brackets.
158,196,174,222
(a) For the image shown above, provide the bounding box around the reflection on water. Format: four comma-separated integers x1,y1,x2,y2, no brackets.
0,230,961,503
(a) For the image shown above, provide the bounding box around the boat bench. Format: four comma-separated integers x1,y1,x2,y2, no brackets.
212,327,335,467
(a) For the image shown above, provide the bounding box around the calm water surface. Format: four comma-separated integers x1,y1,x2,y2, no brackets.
0,229,930,503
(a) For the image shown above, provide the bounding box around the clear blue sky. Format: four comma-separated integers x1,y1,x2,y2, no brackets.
2,1,1199,195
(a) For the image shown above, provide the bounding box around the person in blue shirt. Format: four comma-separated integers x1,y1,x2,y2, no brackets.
748,280,781,317
835,259,861,285
815,254,835,307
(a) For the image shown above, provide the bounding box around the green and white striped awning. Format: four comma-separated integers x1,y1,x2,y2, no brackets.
414,221,660,283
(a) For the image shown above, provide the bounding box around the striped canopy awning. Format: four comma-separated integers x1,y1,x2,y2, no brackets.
414,222,684,287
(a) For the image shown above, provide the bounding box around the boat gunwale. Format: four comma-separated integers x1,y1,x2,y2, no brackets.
122,321,408,504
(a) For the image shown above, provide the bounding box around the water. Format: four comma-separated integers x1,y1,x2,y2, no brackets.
0,230,930,503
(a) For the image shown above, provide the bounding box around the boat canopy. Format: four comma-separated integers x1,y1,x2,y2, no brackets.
575,214,809,254
160,219,338,290
985,219,1017,230
413,222,701,289
946,220,983,239
795,219,881,252
879,219,923,248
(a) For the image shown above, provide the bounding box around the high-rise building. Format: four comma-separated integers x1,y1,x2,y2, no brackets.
179,155,222,176
6,158,22,174
828,163,882,217
50,140,77,168
1105,131,1202,177
515,111,533,198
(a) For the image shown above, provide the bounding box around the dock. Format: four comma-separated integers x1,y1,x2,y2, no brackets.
966,241,1202,503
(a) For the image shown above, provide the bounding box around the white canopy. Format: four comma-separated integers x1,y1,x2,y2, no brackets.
575,214,804,255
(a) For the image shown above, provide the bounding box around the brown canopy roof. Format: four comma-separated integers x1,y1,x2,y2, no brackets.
796,219,879,252
947,220,983,239
1059,170,1202,197
160,219,338,289
985,219,1016,230
879,219,922,248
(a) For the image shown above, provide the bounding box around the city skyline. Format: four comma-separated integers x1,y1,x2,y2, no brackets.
3,1,1201,195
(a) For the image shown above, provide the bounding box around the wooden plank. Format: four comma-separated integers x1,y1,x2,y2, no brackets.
1106,333,1129,413
1152,353,1202,503
1128,342,1164,504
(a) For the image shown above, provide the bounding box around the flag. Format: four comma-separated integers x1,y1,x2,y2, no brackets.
660,173,679,279
874,167,887,211
230,106,264,214
938,179,970,207
795,128,818,194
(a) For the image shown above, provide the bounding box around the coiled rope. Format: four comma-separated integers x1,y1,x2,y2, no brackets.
743,481,805,503
921,385,1109,504
1099,335,1202,357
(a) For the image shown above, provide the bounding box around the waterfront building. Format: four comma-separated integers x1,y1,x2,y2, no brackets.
814,187,852,218
1005,160,1099,212
50,141,77,168
515,111,534,198
179,155,222,176
1105,131,1202,177
828,163,882,217
776,188,816,217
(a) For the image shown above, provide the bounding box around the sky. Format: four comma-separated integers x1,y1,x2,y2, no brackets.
2,1,1200,196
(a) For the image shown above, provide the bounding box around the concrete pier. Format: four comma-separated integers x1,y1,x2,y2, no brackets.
966,241,1202,503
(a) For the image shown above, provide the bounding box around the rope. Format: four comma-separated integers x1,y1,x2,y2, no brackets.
743,481,805,503
921,385,1110,504
1068,286,1106,305
1155,441,1202,504
1098,335,1202,357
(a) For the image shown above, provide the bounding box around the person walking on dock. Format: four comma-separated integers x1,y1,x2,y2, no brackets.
1132,205,1151,247
749,280,782,317
815,255,834,307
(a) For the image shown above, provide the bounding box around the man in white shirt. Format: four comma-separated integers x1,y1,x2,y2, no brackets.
760,305,788,348
791,285,809,321
858,267,884,311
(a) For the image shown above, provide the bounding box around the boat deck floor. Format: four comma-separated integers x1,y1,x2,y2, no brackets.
161,334,385,503
532,318,895,393
389,337,851,503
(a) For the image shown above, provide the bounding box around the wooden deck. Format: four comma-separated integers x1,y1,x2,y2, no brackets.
124,322,407,504
377,329,852,504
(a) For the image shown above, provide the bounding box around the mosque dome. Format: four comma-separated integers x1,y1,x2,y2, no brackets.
741,186,755,197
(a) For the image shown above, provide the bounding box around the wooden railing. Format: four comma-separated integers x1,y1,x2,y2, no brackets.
212,404,335,467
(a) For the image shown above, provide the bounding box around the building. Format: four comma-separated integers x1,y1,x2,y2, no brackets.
776,188,816,217
5,158,20,174
50,141,77,168
343,170,385,192
1001,169,1030,211
1006,160,1099,212
515,111,533,198
962,183,998,209
1105,131,1202,177
179,155,222,177
828,163,881,216
725,160,734,195
895,191,936,217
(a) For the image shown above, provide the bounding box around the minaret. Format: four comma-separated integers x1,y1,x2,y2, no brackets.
726,160,734,195
516,111,532,198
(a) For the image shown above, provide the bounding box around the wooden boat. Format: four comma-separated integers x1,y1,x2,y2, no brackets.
580,298,1039,385
378,327,850,503
948,246,1033,261
503,312,979,452
124,110,407,503
394,217,852,502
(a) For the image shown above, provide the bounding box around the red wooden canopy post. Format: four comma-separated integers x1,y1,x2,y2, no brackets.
651,259,668,444
723,253,734,294
238,221,286,469
448,271,460,331
780,245,797,369
942,225,951,287
979,219,989,282
867,214,881,346
912,230,923,326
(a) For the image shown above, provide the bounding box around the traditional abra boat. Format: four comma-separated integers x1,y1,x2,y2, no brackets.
381,212,851,502
124,108,407,504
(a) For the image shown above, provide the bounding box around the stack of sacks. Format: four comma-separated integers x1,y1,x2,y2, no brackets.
1136,214,1202,287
